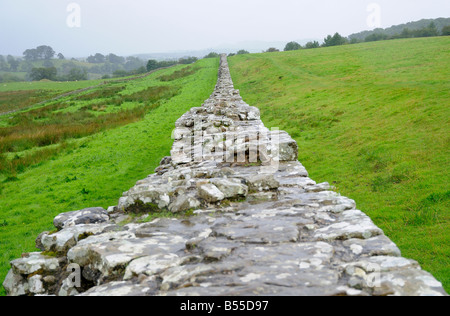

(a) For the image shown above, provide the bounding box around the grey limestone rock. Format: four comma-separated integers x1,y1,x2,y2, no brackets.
169,195,201,213
11,252,61,276
78,281,153,296
39,224,113,254
197,183,225,203
245,173,280,192
53,207,109,230
210,178,248,198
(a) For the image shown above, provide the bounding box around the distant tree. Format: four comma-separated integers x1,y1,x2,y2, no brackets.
265,47,280,53
110,63,122,73
100,63,113,74
19,61,34,73
178,56,198,64
204,52,220,59
305,41,320,49
236,50,250,55
157,60,178,68
428,22,439,36
113,69,129,77
61,61,76,74
23,49,39,61
442,25,450,36
43,60,54,68
87,53,106,64
7,55,20,72
0,55,8,71
36,45,55,60
146,59,159,72
57,53,65,60
133,66,147,75
415,22,439,37
124,57,144,71
400,28,413,38
30,67,57,81
67,67,87,81
365,33,389,42
89,65,102,74
23,45,55,60
284,41,302,51
322,35,333,46
95,53,106,63
228,53,236,57
107,53,125,64
323,33,348,47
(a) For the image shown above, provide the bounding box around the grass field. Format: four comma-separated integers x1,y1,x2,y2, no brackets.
1,37,448,295
229,37,449,291
0,79,105,93
0,58,219,295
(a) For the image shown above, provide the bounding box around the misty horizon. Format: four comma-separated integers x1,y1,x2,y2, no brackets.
1,0,449,58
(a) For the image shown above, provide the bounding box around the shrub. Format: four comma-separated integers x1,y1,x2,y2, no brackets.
365,33,389,42
441,25,450,36
284,41,302,51
29,67,57,81
204,52,220,59
305,41,320,49
323,33,348,47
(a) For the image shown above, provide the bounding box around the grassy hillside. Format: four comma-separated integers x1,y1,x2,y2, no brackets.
0,79,104,93
0,58,219,295
229,37,449,291
349,17,450,41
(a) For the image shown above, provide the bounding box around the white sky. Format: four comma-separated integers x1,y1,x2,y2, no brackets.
0,0,449,56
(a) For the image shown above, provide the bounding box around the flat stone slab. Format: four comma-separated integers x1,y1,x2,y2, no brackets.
79,281,154,297
54,207,109,230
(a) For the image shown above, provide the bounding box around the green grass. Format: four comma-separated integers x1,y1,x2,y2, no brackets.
0,79,105,93
0,90,60,113
0,65,194,175
229,37,449,292
0,58,219,295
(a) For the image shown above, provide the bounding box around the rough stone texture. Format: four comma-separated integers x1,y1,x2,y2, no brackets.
53,207,109,230
3,55,447,297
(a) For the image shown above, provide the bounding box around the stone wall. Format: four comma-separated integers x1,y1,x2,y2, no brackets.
3,55,447,296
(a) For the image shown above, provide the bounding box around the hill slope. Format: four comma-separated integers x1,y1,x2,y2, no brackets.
229,37,450,291
349,17,450,41
0,58,219,295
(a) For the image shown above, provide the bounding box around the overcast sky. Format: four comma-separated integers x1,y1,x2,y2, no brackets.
0,0,449,57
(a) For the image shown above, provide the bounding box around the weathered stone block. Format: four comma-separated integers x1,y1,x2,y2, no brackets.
54,207,109,230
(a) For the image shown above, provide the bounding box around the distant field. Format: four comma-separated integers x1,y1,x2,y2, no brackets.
0,79,104,93
0,58,219,295
0,58,113,83
229,37,450,291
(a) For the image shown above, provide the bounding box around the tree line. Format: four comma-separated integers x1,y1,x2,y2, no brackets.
282,22,450,52
358,22,449,43
0,44,202,83
349,17,450,42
